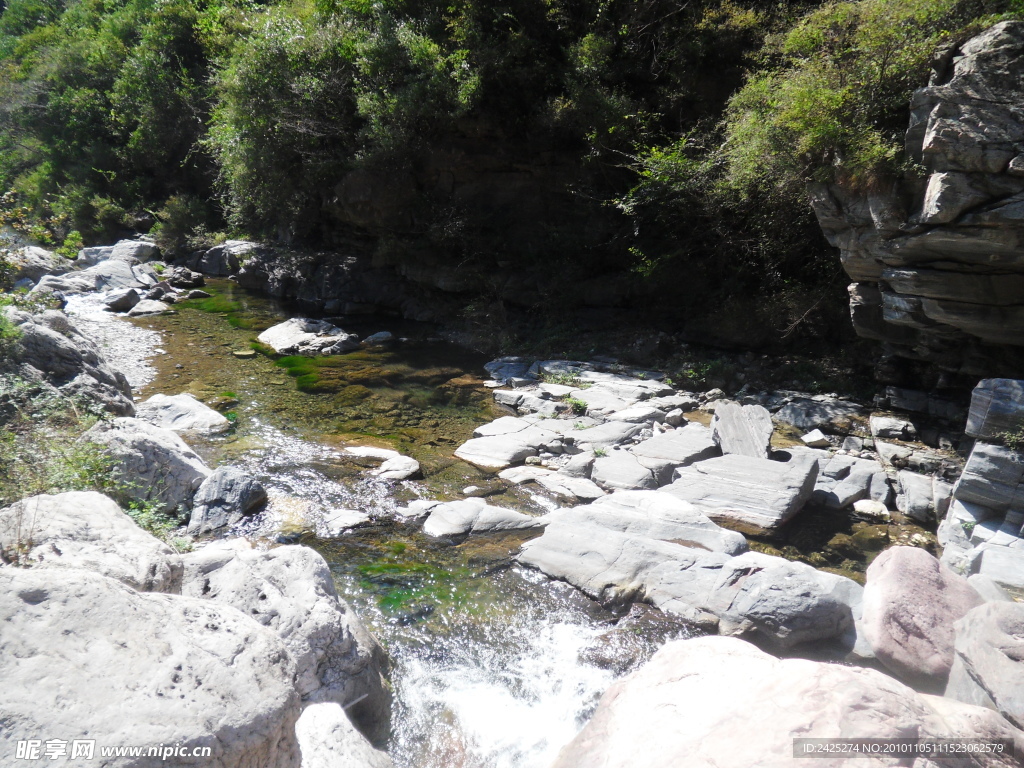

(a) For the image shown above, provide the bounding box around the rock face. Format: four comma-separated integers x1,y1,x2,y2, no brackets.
946,602,1024,728
136,392,231,434
861,546,984,687
186,466,268,535
968,379,1024,439
550,636,1024,768
83,417,212,516
0,491,182,592
810,21,1024,375
295,703,395,768
709,402,773,459
257,318,360,355
664,454,818,535
4,307,135,416
0,567,302,768
179,544,391,743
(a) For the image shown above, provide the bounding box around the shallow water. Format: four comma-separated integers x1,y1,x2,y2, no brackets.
69,283,626,767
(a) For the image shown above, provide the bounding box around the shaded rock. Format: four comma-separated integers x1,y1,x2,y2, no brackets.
4,306,135,416
0,491,182,592
136,392,231,435
257,318,360,355
665,454,818,536
773,397,866,433
967,378,1024,440
946,602,1024,728
164,266,204,288
1,567,302,768
483,356,532,383
896,470,951,523
710,402,773,459
296,702,395,768
362,331,394,345
186,289,212,299
102,286,141,312
862,546,984,687
813,454,891,510
83,417,211,516
550,635,1024,768
422,499,543,539
185,240,253,275
186,467,268,535
870,414,917,441
8,245,72,283
180,543,391,743
629,423,718,466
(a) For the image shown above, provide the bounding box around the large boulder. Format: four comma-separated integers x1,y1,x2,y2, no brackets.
862,546,984,687
4,307,135,416
184,240,254,276
946,602,1024,728
0,491,182,592
296,703,395,768
33,257,151,295
550,636,1024,768
664,454,818,536
180,543,391,744
710,402,773,459
186,466,268,535
83,417,212,516
0,567,302,767
7,245,72,283
136,392,231,435
520,520,858,648
257,318,360,356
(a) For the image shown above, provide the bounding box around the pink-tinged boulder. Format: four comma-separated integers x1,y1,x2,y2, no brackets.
862,546,984,687
550,636,1023,768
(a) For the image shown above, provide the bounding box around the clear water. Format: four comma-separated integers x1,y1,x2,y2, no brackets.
67,284,628,768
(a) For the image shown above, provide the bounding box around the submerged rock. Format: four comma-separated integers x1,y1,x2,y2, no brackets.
550,636,1024,768
257,318,360,355
1,567,302,768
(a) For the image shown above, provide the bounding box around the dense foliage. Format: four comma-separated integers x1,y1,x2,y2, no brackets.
1,0,1021,343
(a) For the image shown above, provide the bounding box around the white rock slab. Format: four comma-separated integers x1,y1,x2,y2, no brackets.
136,392,231,434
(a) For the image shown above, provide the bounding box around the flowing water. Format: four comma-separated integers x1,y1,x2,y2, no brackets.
67,281,647,768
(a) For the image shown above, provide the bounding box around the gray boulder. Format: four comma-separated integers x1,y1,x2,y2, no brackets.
296,703,395,768
896,470,952,523
127,298,171,316
0,491,182,592
187,467,268,535
180,543,391,743
870,414,917,441
421,499,544,539
946,602,1024,728
550,636,1024,768
1,567,302,767
665,454,818,536
862,546,984,687
483,356,533,383
8,245,72,283
136,392,231,434
102,286,141,312
110,239,159,262
564,420,645,450
629,423,719,466
185,240,254,275
33,257,148,295
710,402,773,459
83,417,212,516
773,397,866,432
967,379,1024,440
165,266,204,288
5,306,135,416
257,318,360,355
455,435,539,469
813,454,891,510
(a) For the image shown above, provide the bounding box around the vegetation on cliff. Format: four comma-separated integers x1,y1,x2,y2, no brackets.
0,0,1022,346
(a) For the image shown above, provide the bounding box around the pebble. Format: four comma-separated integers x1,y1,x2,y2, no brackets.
232,349,257,359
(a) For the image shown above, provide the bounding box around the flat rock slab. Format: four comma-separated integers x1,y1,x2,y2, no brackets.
967,378,1024,440
535,473,606,502
563,421,644,450
665,454,818,536
550,636,1024,768
710,402,773,459
592,451,669,491
422,499,544,539
629,423,719,466
970,545,1024,590
180,544,390,742
257,318,359,355
0,491,182,592
946,602,1024,728
1,567,302,768
136,392,231,434
454,435,540,469
862,546,984,687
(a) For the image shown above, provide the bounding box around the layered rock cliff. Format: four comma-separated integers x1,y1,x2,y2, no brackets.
811,21,1024,377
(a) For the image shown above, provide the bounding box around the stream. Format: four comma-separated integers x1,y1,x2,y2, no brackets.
66,281,655,768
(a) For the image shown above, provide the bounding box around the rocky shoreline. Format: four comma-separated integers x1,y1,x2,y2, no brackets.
3,237,1024,766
